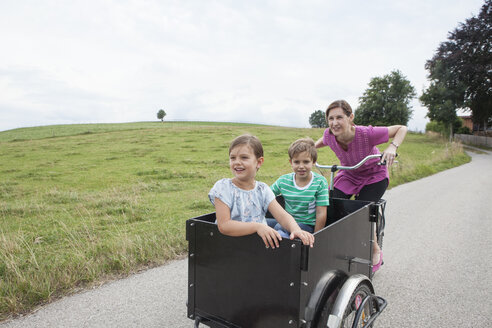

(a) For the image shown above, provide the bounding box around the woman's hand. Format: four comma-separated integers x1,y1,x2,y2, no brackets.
290,229,315,247
256,224,282,249
381,143,398,167
383,125,407,167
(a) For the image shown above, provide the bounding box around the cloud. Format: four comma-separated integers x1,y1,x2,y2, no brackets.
0,0,485,132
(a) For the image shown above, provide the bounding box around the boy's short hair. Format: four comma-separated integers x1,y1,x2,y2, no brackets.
288,138,317,162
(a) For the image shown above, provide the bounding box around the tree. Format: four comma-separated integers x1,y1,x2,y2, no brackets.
420,63,466,139
157,109,166,122
424,0,492,132
309,110,327,128
420,61,466,136
354,70,416,126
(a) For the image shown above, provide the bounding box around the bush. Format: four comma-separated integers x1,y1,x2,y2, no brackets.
426,121,448,136
456,126,472,134
426,117,468,137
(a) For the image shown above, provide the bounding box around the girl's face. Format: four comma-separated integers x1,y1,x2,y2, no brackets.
229,144,263,182
327,107,354,136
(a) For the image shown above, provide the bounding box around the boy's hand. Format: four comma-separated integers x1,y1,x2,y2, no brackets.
256,225,282,249
290,229,315,247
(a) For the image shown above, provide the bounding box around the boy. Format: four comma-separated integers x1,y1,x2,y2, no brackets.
270,138,329,233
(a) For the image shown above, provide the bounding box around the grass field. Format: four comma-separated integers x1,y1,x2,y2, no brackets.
0,122,470,319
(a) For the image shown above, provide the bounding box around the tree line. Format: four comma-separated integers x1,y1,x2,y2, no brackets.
310,0,490,135
309,70,416,129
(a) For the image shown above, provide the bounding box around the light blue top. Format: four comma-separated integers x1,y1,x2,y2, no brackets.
209,178,276,225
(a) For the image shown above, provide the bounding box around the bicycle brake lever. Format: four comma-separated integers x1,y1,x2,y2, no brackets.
378,153,398,165
378,160,398,166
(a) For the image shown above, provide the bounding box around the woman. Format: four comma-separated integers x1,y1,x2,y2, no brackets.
315,100,407,271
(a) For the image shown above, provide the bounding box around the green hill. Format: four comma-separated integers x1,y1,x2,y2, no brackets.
0,122,470,319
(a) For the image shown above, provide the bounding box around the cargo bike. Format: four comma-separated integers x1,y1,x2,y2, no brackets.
186,155,388,327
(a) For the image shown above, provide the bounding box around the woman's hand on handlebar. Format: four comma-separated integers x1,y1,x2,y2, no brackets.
381,144,398,167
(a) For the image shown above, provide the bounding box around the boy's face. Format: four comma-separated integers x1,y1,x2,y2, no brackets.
289,151,314,179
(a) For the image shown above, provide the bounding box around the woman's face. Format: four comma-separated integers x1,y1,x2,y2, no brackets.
327,107,354,136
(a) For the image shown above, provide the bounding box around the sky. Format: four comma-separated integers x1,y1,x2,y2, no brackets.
0,0,486,132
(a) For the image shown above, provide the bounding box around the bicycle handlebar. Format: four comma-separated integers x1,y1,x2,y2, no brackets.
316,153,397,192
315,154,383,171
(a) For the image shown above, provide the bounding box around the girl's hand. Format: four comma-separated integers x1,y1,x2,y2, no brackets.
256,224,282,249
290,229,315,247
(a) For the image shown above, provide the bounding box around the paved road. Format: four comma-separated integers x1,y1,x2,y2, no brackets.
374,149,492,327
2,150,491,328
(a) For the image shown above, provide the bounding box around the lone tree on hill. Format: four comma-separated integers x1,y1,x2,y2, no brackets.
157,109,166,122
309,110,327,128
354,70,416,126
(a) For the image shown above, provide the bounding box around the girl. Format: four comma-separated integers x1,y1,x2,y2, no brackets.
209,134,314,249
315,100,407,271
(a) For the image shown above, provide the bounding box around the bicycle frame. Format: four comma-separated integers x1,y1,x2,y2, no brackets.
316,154,391,252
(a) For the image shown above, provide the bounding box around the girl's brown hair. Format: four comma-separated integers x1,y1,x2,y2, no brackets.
229,134,264,159
325,100,353,118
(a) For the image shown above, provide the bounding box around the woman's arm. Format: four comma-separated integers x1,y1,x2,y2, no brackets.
381,125,407,166
315,137,326,149
215,198,282,248
268,200,315,247
388,125,407,146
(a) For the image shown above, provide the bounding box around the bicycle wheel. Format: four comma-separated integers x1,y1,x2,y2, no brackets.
341,282,374,328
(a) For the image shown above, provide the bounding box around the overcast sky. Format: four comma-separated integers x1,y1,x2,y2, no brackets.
0,0,485,132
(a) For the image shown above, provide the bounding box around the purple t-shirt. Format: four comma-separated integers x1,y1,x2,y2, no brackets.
322,125,389,195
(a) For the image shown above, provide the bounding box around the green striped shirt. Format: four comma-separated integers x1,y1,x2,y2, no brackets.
270,172,329,225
